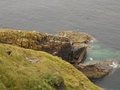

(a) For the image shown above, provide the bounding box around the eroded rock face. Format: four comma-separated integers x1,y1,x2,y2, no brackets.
57,31,92,64
0,30,91,65
75,61,113,79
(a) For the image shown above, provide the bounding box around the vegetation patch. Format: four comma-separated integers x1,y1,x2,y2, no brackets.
0,44,102,90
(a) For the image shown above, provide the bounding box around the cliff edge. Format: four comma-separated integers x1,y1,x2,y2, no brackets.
0,44,102,90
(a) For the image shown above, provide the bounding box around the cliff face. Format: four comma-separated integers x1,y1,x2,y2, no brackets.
0,44,102,90
57,31,92,64
0,30,90,65
0,29,112,80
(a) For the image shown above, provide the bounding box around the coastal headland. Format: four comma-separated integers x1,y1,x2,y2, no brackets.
0,29,113,90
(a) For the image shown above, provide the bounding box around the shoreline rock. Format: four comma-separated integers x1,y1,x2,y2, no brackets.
75,61,113,79
0,30,90,65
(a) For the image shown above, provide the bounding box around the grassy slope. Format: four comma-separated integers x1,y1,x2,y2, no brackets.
0,29,46,50
0,44,102,90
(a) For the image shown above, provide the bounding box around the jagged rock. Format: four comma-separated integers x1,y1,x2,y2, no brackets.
75,61,113,79
0,30,91,64
57,31,92,64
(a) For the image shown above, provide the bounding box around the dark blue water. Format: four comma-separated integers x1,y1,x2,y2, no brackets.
0,0,120,89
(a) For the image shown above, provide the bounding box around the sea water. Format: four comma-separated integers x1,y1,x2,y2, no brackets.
86,41,120,90
0,0,120,89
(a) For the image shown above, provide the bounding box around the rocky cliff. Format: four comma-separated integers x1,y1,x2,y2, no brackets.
0,29,113,80
0,30,91,65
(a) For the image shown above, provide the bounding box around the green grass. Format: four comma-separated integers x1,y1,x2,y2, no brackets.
0,29,45,50
0,44,102,90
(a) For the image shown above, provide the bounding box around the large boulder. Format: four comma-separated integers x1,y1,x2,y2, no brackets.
75,61,113,79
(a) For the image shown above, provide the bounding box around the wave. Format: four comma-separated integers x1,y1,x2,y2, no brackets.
109,61,119,69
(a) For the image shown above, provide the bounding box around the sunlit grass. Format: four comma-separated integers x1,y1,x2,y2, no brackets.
0,44,102,90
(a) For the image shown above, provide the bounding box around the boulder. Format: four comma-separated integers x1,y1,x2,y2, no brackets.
75,61,113,79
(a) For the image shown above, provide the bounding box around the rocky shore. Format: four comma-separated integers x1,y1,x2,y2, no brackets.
57,31,113,79
0,29,113,79
76,61,113,79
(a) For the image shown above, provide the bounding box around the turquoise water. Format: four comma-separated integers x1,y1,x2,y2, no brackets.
86,41,120,90
86,42,120,63
0,0,120,89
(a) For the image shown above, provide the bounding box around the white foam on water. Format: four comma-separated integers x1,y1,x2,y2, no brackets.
108,62,119,76
90,37,97,43
89,57,93,61
90,40,94,43
109,62,119,69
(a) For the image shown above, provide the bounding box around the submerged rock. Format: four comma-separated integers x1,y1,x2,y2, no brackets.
75,61,113,79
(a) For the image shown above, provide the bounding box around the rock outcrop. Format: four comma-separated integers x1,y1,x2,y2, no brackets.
76,61,113,79
57,31,92,64
0,30,91,65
